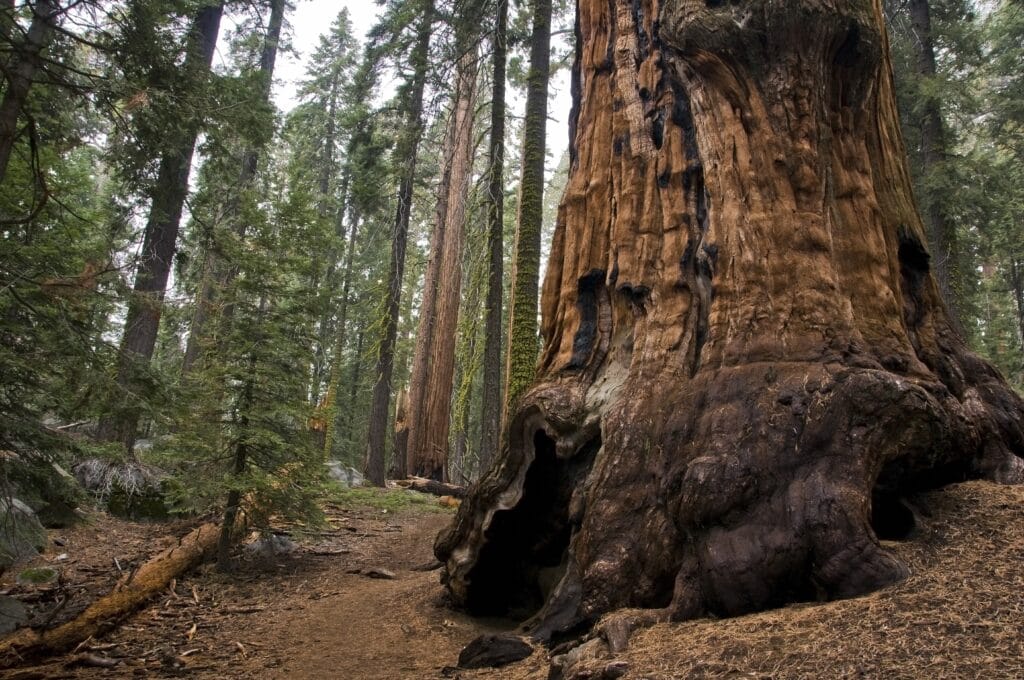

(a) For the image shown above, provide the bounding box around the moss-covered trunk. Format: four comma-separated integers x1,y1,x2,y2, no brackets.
363,1,433,486
478,0,510,475
504,0,554,420
436,0,1024,640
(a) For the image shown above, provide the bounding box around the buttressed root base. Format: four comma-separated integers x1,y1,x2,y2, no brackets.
436,0,1024,642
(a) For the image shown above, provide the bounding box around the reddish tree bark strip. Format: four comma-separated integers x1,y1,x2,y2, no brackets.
405,49,479,482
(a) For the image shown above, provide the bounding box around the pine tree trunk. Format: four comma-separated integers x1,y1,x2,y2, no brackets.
392,386,410,481
0,0,58,186
452,273,484,483
309,81,344,406
0,0,16,53
1010,258,1024,349
182,0,286,376
218,293,266,570
908,0,963,330
364,2,434,486
478,0,509,475
436,0,1024,640
452,415,470,485
341,326,365,446
98,3,224,453
181,0,285,376
504,0,553,420
322,210,360,458
405,48,480,482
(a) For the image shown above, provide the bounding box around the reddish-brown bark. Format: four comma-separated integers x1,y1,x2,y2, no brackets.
405,49,479,482
436,0,1024,641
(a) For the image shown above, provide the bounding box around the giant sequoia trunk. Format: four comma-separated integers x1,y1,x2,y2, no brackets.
436,0,1024,639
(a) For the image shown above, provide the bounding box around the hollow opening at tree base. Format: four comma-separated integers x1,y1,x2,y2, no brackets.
870,491,917,541
463,430,599,622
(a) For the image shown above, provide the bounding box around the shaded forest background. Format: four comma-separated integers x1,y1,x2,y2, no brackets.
0,0,1021,544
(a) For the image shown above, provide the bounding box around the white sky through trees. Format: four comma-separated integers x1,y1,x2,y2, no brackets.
269,0,572,166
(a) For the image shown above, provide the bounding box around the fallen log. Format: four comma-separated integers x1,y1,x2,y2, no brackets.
394,476,467,499
0,521,222,667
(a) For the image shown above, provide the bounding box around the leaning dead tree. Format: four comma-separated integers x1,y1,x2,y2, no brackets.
436,0,1024,641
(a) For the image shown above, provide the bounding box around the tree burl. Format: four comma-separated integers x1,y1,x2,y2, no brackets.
436,0,1024,640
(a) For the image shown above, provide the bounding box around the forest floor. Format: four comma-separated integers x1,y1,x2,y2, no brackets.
1,481,1022,679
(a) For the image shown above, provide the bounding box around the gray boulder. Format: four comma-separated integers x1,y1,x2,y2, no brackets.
0,595,28,634
326,461,364,487
0,497,47,572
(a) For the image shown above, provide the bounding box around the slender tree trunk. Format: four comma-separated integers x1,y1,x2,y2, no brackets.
363,2,434,486
218,294,266,570
392,386,410,480
341,325,364,445
504,0,553,420
1010,258,1024,348
0,0,58,186
437,0,1024,642
181,245,218,375
321,211,360,458
0,0,16,50
909,0,963,330
98,3,224,454
451,325,479,484
478,0,509,474
451,251,485,483
405,48,480,482
309,72,345,406
451,387,472,484
182,0,286,376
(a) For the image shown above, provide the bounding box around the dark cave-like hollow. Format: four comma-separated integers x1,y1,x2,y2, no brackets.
463,430,599,621
871,491,917,541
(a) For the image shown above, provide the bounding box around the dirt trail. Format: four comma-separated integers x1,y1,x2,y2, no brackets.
3,482,1024,679
2,502,548,679
242,512,503,679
